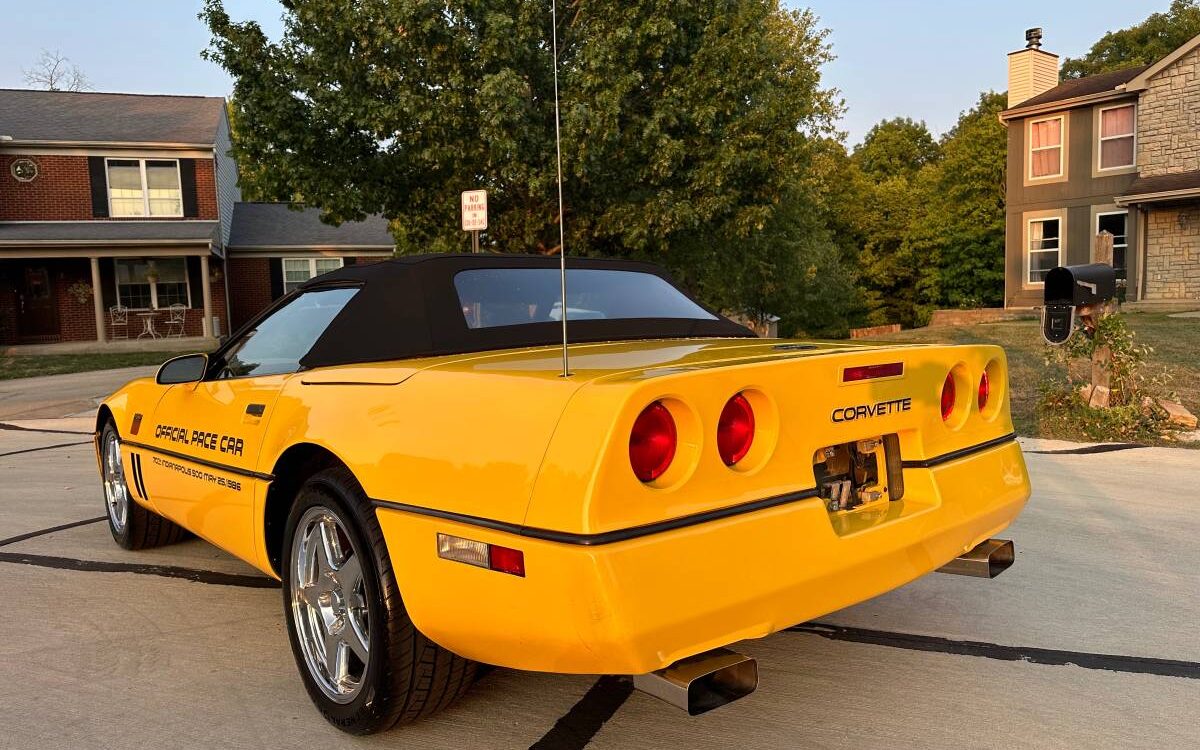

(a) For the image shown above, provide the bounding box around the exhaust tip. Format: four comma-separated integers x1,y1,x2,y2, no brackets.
938,538,1015,578
633,648,758,716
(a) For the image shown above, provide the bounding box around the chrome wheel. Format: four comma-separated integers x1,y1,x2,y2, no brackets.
290,506,371,704
101,431,129,533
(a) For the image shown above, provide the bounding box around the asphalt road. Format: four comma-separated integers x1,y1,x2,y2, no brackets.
1,371,1198,749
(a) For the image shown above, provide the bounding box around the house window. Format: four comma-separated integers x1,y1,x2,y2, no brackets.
115,258,191,309
1097,212,1129,280
282,257,345,294
1029,116,1064,179
1028,217,1061,284
1098,104,1135,170
106,159,182,217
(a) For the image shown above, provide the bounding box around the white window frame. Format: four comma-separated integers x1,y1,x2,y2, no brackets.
282,257,345,294
104,158,184,218
1097,103,1136,172
113,258,192,310
1096,210,1129,273
1026,216,1062,286
1027,115,1065,181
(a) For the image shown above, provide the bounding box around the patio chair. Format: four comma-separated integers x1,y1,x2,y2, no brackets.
108,305,129,340
164,304,187,338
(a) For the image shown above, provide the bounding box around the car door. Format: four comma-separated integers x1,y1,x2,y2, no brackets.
140,286,360,564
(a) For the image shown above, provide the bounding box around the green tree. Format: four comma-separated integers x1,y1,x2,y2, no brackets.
1061,0,1200,79
224,100,269,202
850,118,940,327
919,91,1007,309
851,117,939,182
201,1,838,262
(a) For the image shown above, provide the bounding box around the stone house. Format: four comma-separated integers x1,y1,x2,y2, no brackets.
999,29,1200,307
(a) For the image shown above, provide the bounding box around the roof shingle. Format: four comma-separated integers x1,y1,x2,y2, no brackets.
1004,65,1149,113
227,203,394,249
0,89,224,145
1119,170,1200,199
0,221,218,244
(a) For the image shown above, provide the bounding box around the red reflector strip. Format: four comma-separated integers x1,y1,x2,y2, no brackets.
488,545,526,577
843,362,904,382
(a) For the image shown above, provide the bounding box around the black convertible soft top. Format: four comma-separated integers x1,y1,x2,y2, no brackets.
283,254,753,368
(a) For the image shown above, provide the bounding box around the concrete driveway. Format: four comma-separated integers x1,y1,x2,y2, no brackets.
0,366,157,421
0,369,1197,749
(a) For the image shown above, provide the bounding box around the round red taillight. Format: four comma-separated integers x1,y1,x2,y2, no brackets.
978,371,991,411
940,372,956,421
717,393,755,466
629,401,677,482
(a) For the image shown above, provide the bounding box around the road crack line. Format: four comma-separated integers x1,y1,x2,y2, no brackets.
0,440,92,459
790,622,1200,679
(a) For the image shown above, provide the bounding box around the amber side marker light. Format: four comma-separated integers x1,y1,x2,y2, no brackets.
941,372,956,421
843,362,903,382
630,401,677,482
437,533,525,577
718,393,755,465
978,371,991,411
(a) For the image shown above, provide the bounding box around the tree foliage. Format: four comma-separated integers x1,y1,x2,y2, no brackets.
852,117,939,182
203,0,851,333
202,1,835,252
832,94,1007,328
1061,0,1200,79
918,92,1007,309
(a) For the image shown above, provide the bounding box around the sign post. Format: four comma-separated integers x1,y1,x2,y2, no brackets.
461,190,488,253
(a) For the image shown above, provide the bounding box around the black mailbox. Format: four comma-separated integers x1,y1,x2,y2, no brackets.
1042,263,1118,345
1044,263,1117,306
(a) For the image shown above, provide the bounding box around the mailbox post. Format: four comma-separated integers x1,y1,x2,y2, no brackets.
1042,261,1119,406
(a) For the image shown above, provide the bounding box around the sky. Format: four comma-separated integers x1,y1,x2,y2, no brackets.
0,1,1170,146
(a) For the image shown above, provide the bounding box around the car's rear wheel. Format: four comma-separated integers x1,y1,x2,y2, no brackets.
282,466,478,734
100,421,187,550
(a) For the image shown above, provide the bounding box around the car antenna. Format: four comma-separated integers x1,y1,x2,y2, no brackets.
551,0,571,378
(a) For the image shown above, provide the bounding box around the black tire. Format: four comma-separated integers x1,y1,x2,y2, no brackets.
281,466,478,734
100,421,188,550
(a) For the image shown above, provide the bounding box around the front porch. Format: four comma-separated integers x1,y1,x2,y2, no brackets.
1,244,227,348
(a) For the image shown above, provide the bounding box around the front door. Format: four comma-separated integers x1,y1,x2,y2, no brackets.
145,375,290,565
137,286,361,566
17,266,58,340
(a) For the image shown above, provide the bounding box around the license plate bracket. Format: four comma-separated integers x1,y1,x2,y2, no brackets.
813,434,904,512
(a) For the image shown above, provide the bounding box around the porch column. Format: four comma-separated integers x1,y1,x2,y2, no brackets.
200,254,213,338
90,257,105,342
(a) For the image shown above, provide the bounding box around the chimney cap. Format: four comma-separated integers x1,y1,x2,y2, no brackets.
1026,27,1043,50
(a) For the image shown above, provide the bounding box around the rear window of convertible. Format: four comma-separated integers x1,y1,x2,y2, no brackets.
453,268,717,330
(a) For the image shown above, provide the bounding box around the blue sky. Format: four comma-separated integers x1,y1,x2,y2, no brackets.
0,1,1167,145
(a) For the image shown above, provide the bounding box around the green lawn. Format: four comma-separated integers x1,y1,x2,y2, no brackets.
0,351,190,381
869,312,1200,439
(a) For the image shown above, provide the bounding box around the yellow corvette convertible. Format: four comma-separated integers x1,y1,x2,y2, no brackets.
95,254,1029,732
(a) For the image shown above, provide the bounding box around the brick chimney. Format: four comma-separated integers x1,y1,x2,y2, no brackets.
1007,28,1059,107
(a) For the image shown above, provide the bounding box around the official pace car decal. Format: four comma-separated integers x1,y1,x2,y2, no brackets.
154,423,246,456
831,397,912,423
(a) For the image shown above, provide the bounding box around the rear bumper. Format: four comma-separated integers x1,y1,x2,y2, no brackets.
376,438,1029,675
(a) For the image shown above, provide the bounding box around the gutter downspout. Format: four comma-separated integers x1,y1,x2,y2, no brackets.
1137,205,1149,301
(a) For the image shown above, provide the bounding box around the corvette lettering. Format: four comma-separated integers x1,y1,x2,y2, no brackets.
831,397,912,423
154,423,245,456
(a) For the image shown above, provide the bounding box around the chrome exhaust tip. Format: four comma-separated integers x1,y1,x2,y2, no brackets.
937,538,1015,578
632,648,758,716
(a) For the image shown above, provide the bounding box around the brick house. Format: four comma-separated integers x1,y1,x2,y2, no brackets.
0,89,393,348
1000,30,1200,307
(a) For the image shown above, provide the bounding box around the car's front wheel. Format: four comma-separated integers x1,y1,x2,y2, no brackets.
281,467,478,734
99,421,187,550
